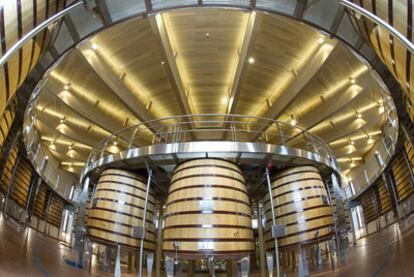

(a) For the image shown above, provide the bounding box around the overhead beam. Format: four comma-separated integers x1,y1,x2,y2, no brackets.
35,117,95,149
77,45,156,125
45,80,114,136
149,14,192,116
327,116,383,144
46,78,149,147
253,39,337,140
148,14,197,140
226,11,261,115
284,84,365,146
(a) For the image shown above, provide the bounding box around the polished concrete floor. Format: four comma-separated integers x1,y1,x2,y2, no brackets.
1,214,414,276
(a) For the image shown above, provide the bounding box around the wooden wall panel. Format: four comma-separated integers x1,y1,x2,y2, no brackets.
360,191,378,224
391,152,414,202
33,182,47,219
10,159,33,207
0,145,19,193
350,0,414,124
376,177,392,214
0,0,77,118
46,193,64,227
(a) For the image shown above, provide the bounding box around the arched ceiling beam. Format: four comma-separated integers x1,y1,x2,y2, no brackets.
77,44,157,131
42,83,139,148
252,39,337,140
149,14,193,117
34,118,96,150
284,84,365,145
226,11,261,115
327,116,384,144
44,81,114,136
149,14,197,139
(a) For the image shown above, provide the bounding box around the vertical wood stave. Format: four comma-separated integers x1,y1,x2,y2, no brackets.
162,158,254,258
87,169,155,251
263,166,334,250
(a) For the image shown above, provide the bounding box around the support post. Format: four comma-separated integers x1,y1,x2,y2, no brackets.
266,252,274,277
258,202,266,277
115,245,121,277
165,256,174,277
328,173,348,265
25,175,42,224
103,247,111,272
147,252,154,277
138,169,152,277
226,260,233,277
240,256,250,277
155,206,164,277
74,177,91,268
208,256,215,277
348,207,357,245
265,167,280,277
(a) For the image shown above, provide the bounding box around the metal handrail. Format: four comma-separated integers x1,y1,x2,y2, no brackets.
0,1,84,67
85,114,335,169
341,0,414,54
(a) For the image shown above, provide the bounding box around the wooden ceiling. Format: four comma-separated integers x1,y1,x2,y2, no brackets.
32,9,390,176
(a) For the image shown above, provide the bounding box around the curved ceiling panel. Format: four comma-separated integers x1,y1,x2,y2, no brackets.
27,9,395,179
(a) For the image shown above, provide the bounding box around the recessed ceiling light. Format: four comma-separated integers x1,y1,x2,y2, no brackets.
64,83,70,90
91,43,98,50
60,118,65,124
378,101,385,113
205,32,210,38
349,77,356,84
248,57,255,64
290,114,297,126
161,61,165,65
113,141,118,146
349,139,354,145
221,96,228,104
318,37,324,44
355,111,362,118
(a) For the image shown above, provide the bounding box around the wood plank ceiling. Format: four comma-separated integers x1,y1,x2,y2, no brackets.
32,9,389,176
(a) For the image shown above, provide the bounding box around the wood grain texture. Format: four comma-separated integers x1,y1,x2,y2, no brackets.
263,166,334,250
0,145,18,194
350,0,414,123
391,152,414,202
87,169,155,250
163,158,254,258
10,159,33,208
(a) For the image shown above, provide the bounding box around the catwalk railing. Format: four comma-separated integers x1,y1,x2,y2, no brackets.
84,114,335,170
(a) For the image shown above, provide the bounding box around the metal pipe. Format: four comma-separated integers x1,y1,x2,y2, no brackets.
0,1,84,68
265,167,280,277
138,169,152,277
257,202,266,277
340,0,414,54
